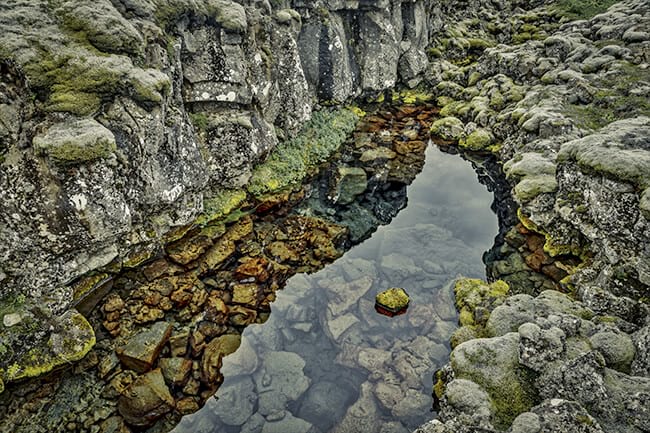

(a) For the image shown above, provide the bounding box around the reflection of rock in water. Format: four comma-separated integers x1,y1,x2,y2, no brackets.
175,107,501,433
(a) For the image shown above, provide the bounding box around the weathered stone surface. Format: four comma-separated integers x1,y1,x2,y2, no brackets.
116,321,172,373
33,118,116,164
158,357,192,388
201,334,241,384
117,369,174,427
329,166,368,205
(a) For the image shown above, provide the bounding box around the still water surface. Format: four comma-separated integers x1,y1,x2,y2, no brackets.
174,145,498,433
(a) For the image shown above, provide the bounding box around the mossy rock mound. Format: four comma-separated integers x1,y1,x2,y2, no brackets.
451,332,538,428
1,309,95,388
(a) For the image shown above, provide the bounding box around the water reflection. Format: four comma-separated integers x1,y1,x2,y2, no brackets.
173,146,498,433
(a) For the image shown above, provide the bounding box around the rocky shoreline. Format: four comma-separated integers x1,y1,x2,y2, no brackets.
1,0,649,432
419,0,650,431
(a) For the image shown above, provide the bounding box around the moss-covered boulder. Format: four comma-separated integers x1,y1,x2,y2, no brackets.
33,118,117,164
430,116,465,141
451,332,537,428
3,310,95,384
454,278,510,330
458,128,494,151
375,287,410,313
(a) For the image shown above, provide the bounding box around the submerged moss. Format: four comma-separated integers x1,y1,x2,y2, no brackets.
247,108,359,198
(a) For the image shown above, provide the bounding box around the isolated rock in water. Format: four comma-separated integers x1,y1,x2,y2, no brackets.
117,369,174,427
375,287,410,315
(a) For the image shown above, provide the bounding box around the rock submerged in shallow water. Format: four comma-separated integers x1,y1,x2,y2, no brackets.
375,287,410,315
117,369,174,427
115,321,172,374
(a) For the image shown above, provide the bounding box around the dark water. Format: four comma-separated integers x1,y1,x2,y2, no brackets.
173,145,498,433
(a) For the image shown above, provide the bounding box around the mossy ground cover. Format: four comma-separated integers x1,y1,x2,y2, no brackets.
552,0,620,19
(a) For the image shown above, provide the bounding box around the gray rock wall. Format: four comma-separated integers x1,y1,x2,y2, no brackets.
0,0,431,309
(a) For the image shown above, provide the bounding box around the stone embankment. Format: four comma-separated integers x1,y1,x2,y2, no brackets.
419,0,650,431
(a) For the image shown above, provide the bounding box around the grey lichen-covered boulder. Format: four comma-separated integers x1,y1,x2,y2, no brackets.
450,332,537,428
32,118,117,164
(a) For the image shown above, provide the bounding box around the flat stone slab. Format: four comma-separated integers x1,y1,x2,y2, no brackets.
117,368,174,427
116,321,173,373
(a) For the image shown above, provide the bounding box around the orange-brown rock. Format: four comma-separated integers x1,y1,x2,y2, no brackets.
117,369,174,427
116,321,173,373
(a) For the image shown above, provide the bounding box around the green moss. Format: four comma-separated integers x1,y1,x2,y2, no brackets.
122,247,155,269
189,112,209,131
433,370,446,399
4,313,95,382
376,288,410,311
459,128,494,151
46,91,101,116
489,369,537,428
552,0,619,19
440,101,469,117
196,189,247,226
71,273,109,300
24,54,123,115
454,278,510,332
247,108,359,198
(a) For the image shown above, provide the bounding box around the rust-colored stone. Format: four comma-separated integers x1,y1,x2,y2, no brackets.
117,369,174,427
116,321,173,373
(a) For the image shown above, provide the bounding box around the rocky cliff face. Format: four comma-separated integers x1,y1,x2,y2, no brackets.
0,0,430,309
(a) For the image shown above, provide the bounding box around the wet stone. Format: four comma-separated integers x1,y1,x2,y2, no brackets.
115,321,173,373
232,283,261,306
117,369,174,427
159,357,192,387
201,334,242,384
376,287,410,314
329,166,368,205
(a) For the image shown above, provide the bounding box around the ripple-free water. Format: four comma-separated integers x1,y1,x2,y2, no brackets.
174,145,498,433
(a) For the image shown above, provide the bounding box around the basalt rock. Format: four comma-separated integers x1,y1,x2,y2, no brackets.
0,0,433,390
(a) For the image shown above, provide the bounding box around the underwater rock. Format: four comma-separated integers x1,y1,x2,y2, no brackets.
115,321,172,374
117,369,174,427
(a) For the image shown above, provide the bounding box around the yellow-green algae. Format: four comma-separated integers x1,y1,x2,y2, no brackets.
2,312,95,385
72,272,110,300
517,208,584,257
454,278,510,326
196,189,248,226
375,288,410,311
247,108,359,198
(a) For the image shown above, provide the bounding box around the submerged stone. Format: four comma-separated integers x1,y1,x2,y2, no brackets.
117,369,175,427
116,321,173,373
375,287,410,316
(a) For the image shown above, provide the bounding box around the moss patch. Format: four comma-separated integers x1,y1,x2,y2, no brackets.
247,108,359,198
196,189,248,226
552,0,619,20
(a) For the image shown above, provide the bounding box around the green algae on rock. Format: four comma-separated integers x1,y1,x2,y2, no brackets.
2,310,95,385
375,287,410,315
247,108,359,198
